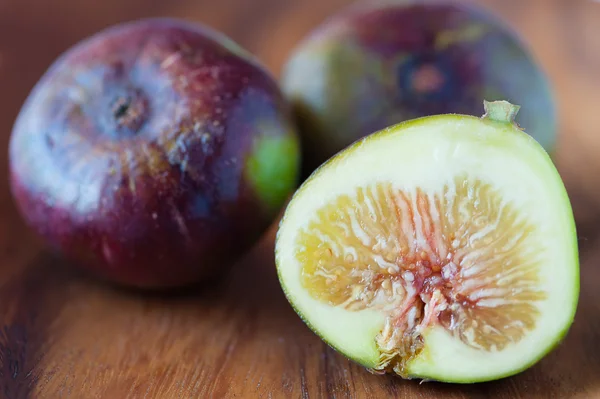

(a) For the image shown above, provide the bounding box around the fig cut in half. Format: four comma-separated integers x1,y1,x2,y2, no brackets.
275,101,579,383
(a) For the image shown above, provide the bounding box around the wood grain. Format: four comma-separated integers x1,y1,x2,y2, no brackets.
1,0,600,397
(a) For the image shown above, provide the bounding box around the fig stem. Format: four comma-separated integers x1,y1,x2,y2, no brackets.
482,100,520,124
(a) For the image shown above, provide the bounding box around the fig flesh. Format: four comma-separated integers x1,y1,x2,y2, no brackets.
275,101,578,383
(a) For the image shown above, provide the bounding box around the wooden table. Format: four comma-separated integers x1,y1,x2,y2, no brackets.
1,0,599,397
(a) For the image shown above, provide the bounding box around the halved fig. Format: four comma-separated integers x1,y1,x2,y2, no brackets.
275,101,579,383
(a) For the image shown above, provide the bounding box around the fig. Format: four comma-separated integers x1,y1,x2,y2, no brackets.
275,101,578,383
9,18,300,289
282,0,557,175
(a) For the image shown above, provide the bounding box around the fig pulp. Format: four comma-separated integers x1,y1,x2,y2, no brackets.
282,1,557,176
275,101,578,383
9,18,300,289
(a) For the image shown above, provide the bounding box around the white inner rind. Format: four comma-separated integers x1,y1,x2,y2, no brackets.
275,115,578,382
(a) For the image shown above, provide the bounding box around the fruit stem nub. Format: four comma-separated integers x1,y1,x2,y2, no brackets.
482,100,521,124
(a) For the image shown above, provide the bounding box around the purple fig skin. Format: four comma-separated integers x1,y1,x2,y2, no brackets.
9,18,300,289
282,1,557,176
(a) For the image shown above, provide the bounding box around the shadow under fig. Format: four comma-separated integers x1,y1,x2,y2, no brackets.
0,252,74,399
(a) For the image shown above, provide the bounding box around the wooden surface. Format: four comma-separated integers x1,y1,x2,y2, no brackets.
1,0,600,397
